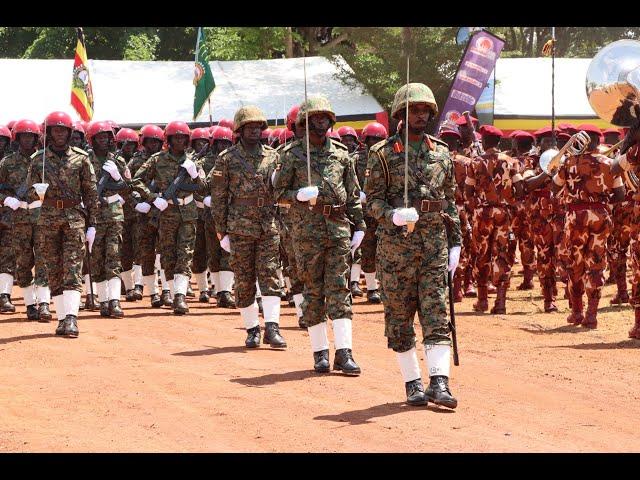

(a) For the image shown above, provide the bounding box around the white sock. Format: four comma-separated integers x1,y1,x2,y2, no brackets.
364,271,378,291
108,277,121,301
133,265,143,285
261,296,281,324
84,274,92,295
96,281,108,303
240,301,260,329
396,348,422,383
219,271,234,292
160,269,168,290
167,279,174,298
195,272,208,292
293,293,304,318
211,272,221,293
308,321,330,352
143,274,159,296
121,269,135,291
350,263,362,283
255,280,262,298
284,276,292,291
53,294,65,321
63,290,81,317
0,273,13,294
155,254,162,271
332,318,353,350
276,268,285,289
36,285,51,304
424,344,451,378
23,285,37,307
173,274,188,295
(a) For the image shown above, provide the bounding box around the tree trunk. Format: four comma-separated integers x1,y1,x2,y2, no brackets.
285,27,293,58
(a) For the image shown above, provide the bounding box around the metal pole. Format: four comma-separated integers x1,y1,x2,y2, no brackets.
551,27,556,146
303,55,315,207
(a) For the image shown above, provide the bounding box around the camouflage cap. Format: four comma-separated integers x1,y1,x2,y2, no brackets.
233,105,268,133
296,95,337,126
391,82,438,120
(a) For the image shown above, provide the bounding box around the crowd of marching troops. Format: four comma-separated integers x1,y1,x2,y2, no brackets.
1,80,640,407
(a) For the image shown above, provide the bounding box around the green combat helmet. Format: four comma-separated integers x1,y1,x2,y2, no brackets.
233,105,268,132
296,95,337,126
391,83,438,120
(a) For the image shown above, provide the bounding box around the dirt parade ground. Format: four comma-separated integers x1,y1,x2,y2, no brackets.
1,269,639,453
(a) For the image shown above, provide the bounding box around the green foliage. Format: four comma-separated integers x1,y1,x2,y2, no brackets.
123,32,160,61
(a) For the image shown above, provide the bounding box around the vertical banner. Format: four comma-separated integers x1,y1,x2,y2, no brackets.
193,27,216,121
436,30,504,133
70,27,95,122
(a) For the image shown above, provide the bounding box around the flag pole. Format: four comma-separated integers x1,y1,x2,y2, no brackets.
208,98,213,127
551,27,556,146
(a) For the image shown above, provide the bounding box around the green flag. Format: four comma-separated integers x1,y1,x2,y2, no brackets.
193,27,215,121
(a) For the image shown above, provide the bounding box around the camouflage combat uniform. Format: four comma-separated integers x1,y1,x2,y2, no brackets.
353,147,378,279
452,151,472,298
511,152,536,287
606,189,634,303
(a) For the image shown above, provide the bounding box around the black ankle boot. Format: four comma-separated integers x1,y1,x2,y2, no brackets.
405,379,428,406
109,299,124,318
150,294,162,308
333,348,361,375
245,325,261,348
26,304,40,321
217,291,236,308
161,290,172,307
313,349,330,373
64,315,79,337
173,294,189,315
263,322,287,348
100,301,110,317
134,284,144,300
38,303,52,322
425,376,458,409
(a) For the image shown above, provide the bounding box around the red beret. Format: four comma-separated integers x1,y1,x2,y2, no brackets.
556,132,571,140
479,125,503,138
556,123,577,133
455,115,479,126
439,129,461,139
576,123,602,135
603,128,622,136
512,130,534,140
533,126,553,138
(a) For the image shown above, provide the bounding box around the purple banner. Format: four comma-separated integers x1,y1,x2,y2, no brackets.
436,30,505,133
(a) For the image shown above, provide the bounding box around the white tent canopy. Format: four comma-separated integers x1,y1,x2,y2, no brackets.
0,56,384,126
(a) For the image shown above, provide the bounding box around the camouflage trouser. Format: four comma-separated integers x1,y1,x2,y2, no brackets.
91,222,123,283
456,204,472,283
12,222,48,288
472,206,514,286
360,215,378,274
192,217,208,274
607,201,633,281
137,215,158,276
464,205,477,283
204,215,230,273
158,212,196,279
280,213,304,295
511,204,535,271
229,233,280,308
40,217,85,296
0,226,15,275
629,204,640,304
559,208,612,297
121,216,138,273
377,228,451,352
293,233,352,327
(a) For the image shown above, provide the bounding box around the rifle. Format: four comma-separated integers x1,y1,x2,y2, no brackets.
447,270,460,366
96,149,127,205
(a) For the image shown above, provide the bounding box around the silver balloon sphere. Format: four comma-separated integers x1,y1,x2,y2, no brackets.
586,39,640,126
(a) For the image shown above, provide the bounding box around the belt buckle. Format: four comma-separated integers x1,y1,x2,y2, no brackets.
322,204,332,217
257,197,265,208
420,199,429,212
56,200,64,209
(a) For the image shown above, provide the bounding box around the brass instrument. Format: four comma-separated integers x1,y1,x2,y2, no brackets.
539,131,590,175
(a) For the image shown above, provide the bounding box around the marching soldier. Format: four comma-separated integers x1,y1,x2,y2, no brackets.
210,106,286,348
0,119,51,321
465,125,524,314
0,124,16,312
551,125,625,328
29,111,99,337
70,122,87,149
131,121,206,315
364,83,461,407
274,95,365,374
337,126,359,154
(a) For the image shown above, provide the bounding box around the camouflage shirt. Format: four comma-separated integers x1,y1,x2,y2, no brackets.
0,150,40,224
351,148,367,191
89,150,129,224
364,133,461,247
273,136,366,238
553,152,623,204
452,153,472,206
29,146,99,229
465,147,522,207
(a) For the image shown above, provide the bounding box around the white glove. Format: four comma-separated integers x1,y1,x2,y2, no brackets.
219,234,231,253
3,196,21,211
115,194,125,206
392,207,419,226
86,226,96,253
448,245,461,273
203,196,212,207
102,160,122,181
135,202,151,214
181,159,198,179
359,191,366,203
350,230,365,256
153,197,169,211
296,186,319,202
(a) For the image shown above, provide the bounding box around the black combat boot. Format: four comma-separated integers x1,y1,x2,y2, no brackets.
26,304,40,321
366,289,381,304
150,294,162,308
333,348,361,375
84,294,97,311
0,294,15,313
55,319,66,336
173,294,189,315
313,349,330,373
133,284,144,301
109,299,124,318
186,284,195,298
161,289,172,307
350,281,364,297
425,375,458,409
298,316,307,329
64,315,79,338
199,291,210,303
217,291,236,308
245,325,261,348
405,379,428,406
37,303,52,323
125,289,137,302
263,322,287,348
100,301,110,317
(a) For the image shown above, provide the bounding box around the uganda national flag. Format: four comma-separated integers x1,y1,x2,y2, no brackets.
70,27,94,121
193,27,216,121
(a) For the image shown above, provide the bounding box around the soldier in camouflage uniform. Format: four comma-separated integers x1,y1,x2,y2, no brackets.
364,83,461,407
210,106,287,348
29,111,99,337
131,121,207,315
274,95,364,374
551,126,625,328
0,124,16,312
85,121,129,319
465,125,524,315
0,119,51,321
